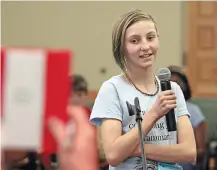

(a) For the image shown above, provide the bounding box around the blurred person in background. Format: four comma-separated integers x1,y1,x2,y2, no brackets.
44,74,108,170
1,106,98,170
48,106,98,170
40,74,92,170
69,75,92,116
69,74,108,170
1,75,100,170
168,65,208,170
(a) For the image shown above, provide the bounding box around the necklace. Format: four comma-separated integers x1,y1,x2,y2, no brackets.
125,73,159,96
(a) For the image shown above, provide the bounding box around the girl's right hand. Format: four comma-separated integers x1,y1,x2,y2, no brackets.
151,90,177,121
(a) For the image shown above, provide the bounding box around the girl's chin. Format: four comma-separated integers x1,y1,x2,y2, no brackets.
138,60,154,69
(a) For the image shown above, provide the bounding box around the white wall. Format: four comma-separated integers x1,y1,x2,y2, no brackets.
2,1,184,90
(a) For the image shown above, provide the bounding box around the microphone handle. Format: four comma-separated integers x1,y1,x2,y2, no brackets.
160,80,177,132
166,110,177,131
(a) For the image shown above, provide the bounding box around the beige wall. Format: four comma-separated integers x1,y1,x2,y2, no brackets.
2,1,184,90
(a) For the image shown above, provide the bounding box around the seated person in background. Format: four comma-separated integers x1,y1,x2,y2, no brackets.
70,75,108,170
168,65,208,170
1,75,104,170
69,75,92,116
42,74,94,170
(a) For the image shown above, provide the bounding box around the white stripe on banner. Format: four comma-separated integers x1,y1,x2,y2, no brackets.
3,49,46,149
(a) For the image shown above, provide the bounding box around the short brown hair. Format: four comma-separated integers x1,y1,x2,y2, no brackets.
70,75,88,94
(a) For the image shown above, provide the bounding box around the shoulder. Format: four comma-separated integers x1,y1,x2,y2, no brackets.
186,101,200,110
105,74,125,86
90,75,124,126
186,101,205,127
186,101,204,116
98,74,127,93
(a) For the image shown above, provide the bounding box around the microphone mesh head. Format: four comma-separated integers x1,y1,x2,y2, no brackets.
157,68,171,81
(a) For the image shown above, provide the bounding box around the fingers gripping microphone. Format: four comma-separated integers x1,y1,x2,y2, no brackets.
157,68,177,132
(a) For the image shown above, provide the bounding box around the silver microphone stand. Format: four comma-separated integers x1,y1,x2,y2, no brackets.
126,97,147,170
134,97,147,170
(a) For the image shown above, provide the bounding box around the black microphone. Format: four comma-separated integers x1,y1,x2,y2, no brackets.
157,68,177,132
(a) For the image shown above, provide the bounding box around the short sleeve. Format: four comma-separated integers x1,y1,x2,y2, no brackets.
188,104,205,128
89,81,122,126
174,83,190,117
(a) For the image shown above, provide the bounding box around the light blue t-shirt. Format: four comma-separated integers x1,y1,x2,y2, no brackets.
186,101,205,128
90,74,190,170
